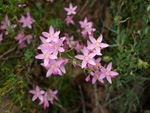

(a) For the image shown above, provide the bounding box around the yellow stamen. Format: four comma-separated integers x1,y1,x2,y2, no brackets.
26,20,29,24
49,33,53,38
95,74,99,79
46,43,49,46
96,63,98,67
45,52,49,58
96,41,99,47
36,92,39,96
106,71,110,75
51,65,55,70
85,55,88,61
55,45,58,50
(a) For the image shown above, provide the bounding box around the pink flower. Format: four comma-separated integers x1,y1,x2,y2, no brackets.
91,70,104,84
84,24,96,35
49,37,65,56
87,40,102,55
27,11,35,23
19,12,35,29
47,0,53,3
39,92,51,109
22,17,33,29
0,16,10,30
37,36,51,50
94,58,102,69
65,15,75,25
18,0,26,7
18,4,26,7
79,17,92,28
49,89,58,101
16,51,20,54
87,34,109,54
64,3,77,15
29,85,45,101
64,42,70,50
42,59,63,77
1,16,17,35
35,49,57,66
75,47,96,68
81,30,87,38
18,15,25,23
72,60,78,68
14,30,25,44
58,58,68,73
74,41,81,52
76,29,81,33
42,26,60,42
65,35,75,48
18,42,26,49
24,34,33,44
36,1,41,6
0,33,3,42
100,62,119,84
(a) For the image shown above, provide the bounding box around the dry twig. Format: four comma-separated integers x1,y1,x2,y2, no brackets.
94,83,104,113
78,85,86,113
0,45,17,59
55,102,68,113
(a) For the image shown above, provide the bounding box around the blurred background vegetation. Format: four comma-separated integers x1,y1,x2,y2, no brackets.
0,0,150,113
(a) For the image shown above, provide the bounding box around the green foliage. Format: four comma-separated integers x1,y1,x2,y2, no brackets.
104,0,150,112
49,18,65,31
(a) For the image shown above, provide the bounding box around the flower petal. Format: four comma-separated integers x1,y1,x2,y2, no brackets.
35,54,45,59
42,32,49,38
29,90,36,94
107,62,112,71
89,36,96,44
44,58,49,66
32,95,37,101
106,76,112,84
100,43,109,48
88,59,96,65
99,73,105,79
81,47,88,55
46,69,53,77
97,34,103,42
81,60,87,68
92,77,97,84
75,55,84,60
36,85,40,91
109,71,119,76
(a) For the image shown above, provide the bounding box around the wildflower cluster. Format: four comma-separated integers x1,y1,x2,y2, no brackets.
64,3,77,25
30,2,119,109
0,11,34,49
35,25,68,77
29,85,58,109
0,16,16,35
79,17,96,38
75,34,118,84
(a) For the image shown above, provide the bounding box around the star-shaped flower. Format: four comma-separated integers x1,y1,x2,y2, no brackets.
64,3,77,15
29,85,45,101
75,47,96,68
100,62,119,84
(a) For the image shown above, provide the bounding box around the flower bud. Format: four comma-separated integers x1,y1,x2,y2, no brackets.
85,76,90,82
